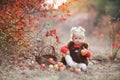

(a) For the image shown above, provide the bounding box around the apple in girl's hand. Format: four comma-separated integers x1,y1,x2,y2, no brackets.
81,49,88,56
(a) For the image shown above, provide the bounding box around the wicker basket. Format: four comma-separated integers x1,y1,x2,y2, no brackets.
35,45,58,65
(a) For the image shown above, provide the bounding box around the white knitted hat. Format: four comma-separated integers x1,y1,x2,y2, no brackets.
70,26,85,41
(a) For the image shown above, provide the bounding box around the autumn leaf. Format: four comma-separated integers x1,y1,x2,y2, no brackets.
45,31,49,37
35,4,41,9
17,63,23,67
112,42,119,48
109,56,113,60
0,26,7,30
50,29,56,35
29,17,38,22
33,25,39,30
15,33,23,40
38,0,43,3
56,36,60,43
21,71,26,75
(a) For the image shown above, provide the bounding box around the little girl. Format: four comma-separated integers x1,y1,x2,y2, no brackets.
60,26,91,72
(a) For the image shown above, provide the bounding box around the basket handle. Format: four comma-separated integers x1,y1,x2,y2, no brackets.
38,45,56,57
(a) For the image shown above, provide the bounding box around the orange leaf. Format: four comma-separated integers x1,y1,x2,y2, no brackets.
38,0,43,3
15,33,23,40
36,4,41,9
17,63,23,67
29,0,34,3
29,17,38,22
43,3,47,7
21,71,26,75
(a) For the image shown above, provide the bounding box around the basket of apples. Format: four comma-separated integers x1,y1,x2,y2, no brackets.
35,45,66,71
35,45,58,66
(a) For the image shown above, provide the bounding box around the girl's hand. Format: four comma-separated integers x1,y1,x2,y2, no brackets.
81,49,89,56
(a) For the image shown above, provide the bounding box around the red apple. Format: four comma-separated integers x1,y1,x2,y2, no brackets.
39,63,46,69
48,58,56,64
58,62,64,67
54,64,59,71
58,66,66,71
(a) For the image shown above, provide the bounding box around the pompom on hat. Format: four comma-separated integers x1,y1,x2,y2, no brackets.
70,26,86,41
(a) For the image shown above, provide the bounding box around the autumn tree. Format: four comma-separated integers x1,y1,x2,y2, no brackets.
0,0,73,65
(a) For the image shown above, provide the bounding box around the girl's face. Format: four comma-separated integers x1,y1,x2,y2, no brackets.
72,34,84,44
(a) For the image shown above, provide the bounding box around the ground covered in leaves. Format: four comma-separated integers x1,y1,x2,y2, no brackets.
0,58,120,80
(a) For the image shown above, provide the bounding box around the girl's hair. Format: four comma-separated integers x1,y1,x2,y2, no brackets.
70,26,86,41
